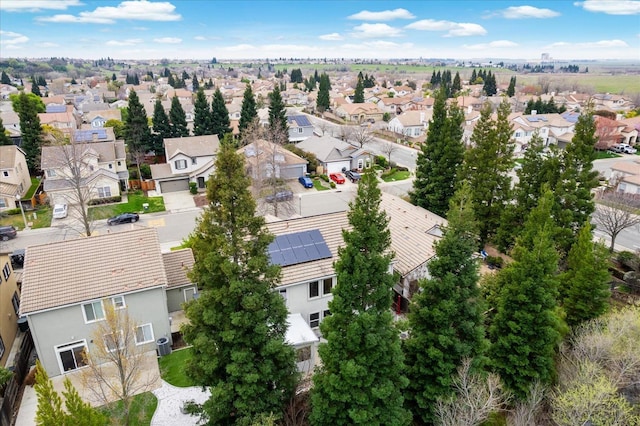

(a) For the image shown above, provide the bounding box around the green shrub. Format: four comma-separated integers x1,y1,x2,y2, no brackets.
397,165,409,172
320,174,329,182
1,208,21,216
486,256,503,269
139,163,152,179
189,182,197,194
330,181,336,189
88,196,122,206
376,155,389,168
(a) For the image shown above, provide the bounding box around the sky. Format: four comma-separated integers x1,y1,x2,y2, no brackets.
1,0,639,61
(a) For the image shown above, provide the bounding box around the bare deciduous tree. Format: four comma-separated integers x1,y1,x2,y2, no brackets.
351,125,374,148
507,381,546,426
380,140,398,166
337,125,354,142
434,359,508,426
593,191,640,252
80,304,159,425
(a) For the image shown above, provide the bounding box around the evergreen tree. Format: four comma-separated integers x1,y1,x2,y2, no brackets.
183,138,297,424
404,182,487,424
193,89,213,136
152,99,171,152
35,360,65,425
192,72,199,91
507,76,516,97
525,99,535,114
31,81,42,97
11,92,43,172
169,96,189,137
239,84,258,137
451,71,462,95
124,90,152,180
1,71,10,84
560,222,610,326
489,190,563,400
470,69,477,84
111,73,117,81
353,76,365,103
410,87,464,217
316,73,331,112
311,172,411,426
0,117,12,145
61,378,108,425
461,100,514,243
268,85,288,135
167,73,176,88
211,88,232,137
70,77,77,85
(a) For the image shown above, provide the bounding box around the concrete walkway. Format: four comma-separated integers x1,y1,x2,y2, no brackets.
151,380,210,426
150,190,198,213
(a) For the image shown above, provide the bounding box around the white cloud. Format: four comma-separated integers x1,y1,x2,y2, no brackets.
319,33,343,41
38,42,59,47
500,5,560,18
154,37,181,44
405,19,487,37
0,0,82,11
37,0,181,24
0,30,29,45
547,39,629,48
194,36,207,41
133,27,149,31
105,38,144,46
351,23,403,38
348,8,415,21
463,40,519,50
574,0,640,15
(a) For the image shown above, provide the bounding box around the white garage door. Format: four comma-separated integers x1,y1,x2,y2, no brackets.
160,179,189,193
326,161,351,174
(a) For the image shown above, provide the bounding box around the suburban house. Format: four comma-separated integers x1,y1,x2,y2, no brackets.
610,159,640,195
594,116,629,150
0,145,31,211
38,110,78,135
83,109,122,128
286,115,315,142
237,139,308,180
163,249,197,314
510,112,575,153
72,128,117,144
40,140,127,206
387,110,433,138
0,253,20,367
296,135,373,174
150,134,220,194
19,228,173,377
335,103,384,123
376,96,413,116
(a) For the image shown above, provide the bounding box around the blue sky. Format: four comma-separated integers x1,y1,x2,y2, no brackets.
1,1,639,61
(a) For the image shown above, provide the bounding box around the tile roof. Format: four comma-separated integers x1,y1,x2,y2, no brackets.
20,228,168,315
164,135,220,159
0,145,24,169
162,249,195,288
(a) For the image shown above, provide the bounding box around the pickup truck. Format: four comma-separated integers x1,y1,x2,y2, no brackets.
610,143,637,154
344,170,361,183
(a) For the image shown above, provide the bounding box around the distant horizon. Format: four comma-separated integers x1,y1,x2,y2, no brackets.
2,1,639,61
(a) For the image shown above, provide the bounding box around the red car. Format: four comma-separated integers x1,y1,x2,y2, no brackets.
330,173,345,184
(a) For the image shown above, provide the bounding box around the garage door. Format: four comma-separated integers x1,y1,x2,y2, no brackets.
160,179,189,193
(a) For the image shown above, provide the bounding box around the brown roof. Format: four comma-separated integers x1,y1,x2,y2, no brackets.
0,145,25,169
20,228,168,315
611,161,640,176
164,135,220,160
162,249,195,288
40,141,123,169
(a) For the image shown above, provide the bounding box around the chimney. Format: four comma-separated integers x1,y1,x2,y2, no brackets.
531,110,537,115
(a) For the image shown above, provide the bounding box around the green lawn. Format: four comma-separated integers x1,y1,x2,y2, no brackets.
24,178,41,199
0,206,52,230
158,347,196,387
381,170,411,182
594,150,622,160
89,191,165,220
101,392,158,426
313,180,330,191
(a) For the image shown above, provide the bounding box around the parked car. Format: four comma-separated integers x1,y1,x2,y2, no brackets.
107,212,139,225
52,204,68,219
298,176,314,188
329,173,345,184
0,225,18,241
265,190,294,203
344,170,361,183
611,143,637,154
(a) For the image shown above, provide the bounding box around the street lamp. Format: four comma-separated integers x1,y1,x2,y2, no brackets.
16,195,28,230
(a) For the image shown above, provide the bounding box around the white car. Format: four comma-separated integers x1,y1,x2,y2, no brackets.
52,204,68,219
611,143,637,154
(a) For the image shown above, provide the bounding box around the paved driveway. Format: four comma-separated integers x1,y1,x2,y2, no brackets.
156,191,197,212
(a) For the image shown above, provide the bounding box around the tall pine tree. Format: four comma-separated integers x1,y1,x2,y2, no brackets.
0,117,13,145
193,89,214,136
12,92,44,172
311,172,411,426
353,76,365,103
182,137,297,424
124,89,152,181
316,73,331,112
152,99,171,152
268,85,288,136
410,87,464,217
404,182,487,424
239,84,258,137
211,88,232,137
169,96,189,137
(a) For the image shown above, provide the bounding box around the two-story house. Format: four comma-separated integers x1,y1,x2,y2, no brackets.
83,109,122,128
0,253,21,367
387,110,433,138
286,115,315,142
0,145,31,211
238,139,308,181
19,228,173,378
296,135,373,174
335,103,384,123
510,112,575,154
150,134,220,194
40,140,127,206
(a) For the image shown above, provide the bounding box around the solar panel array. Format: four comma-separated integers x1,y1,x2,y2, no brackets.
74,129,108,142
526,116,548,123
287,115,311,127
268,229,332,267
46,105,66,113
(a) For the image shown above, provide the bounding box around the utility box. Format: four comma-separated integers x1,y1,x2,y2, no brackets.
156,337,171,357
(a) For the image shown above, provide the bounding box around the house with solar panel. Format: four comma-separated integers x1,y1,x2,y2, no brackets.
40,140,128,206
286,115,315,142
510,112,575,154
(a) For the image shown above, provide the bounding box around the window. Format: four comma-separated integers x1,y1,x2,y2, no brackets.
184,287,197,302
108,163,113,169
175,159,187,170
112,296,125,310
82,301,104,323
309,312,320,328
103,331,124,352
357,159,364,169
296,346,311,362
0,198,5,208
97,187,111,198
0,336,4,360
2,171,8,177
309,281,319,298
515,131,522,138
322,278,333,296
296,127,303,133
12,292,20,315
2,263,10,281
56,340,88,372
47,168,57,177
279,288,287,302
323,310,331,320
191,157,197,165
135,324,154,345
117,161,122,166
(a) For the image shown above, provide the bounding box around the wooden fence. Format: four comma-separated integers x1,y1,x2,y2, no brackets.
128,180,156,191
0,331,34,426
